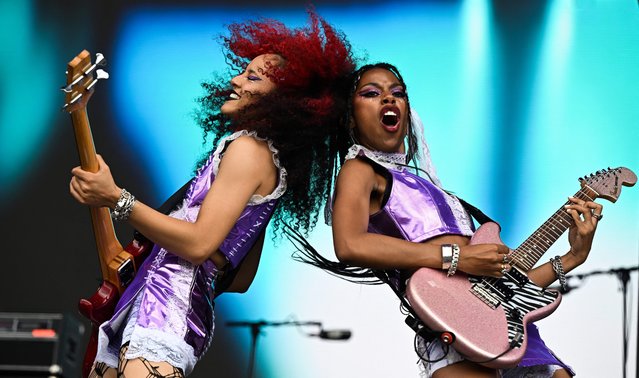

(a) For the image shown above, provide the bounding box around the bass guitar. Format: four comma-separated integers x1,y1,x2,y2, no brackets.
405,167,636,368
62,50,152,377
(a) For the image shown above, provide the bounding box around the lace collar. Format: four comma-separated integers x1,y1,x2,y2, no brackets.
344,144,407,171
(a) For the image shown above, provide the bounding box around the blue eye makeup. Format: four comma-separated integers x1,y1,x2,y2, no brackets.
247,74,261,81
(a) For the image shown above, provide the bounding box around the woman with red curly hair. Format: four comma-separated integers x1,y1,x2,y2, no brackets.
70,10,355,377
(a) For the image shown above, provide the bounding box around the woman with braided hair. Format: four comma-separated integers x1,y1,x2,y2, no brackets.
69,9,355,377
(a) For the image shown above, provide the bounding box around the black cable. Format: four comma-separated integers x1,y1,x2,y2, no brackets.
413,330,449,364
461,333,522,365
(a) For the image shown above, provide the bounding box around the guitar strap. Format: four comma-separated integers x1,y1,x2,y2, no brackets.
456,197,495,226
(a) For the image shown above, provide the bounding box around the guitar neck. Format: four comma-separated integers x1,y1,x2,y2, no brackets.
71,107,123,280
512,186,598,271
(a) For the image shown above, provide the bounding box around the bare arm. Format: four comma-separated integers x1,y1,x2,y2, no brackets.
70,136,277,265
332,159,509,276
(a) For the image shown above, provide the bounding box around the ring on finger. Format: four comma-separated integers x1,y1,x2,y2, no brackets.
503,254,508,263
592,213,603,220
501,264,508,275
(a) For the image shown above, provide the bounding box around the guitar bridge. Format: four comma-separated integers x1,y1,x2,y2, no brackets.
117,259,135,288
470,283,501,309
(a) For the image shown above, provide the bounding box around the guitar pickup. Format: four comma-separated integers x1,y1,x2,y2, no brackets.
117,259,135,288
505,267,529,287
492,279,515,302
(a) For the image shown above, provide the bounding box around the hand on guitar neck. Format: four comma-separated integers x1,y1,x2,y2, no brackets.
70,154,123,209
524,195,603,288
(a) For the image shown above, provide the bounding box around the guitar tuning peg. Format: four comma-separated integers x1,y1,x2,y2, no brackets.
95,53,107,67
96,69,109,80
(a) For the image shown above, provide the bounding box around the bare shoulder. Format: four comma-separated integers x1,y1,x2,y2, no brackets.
336,158,376,193
338,158,376,181
221,135,276,170
225,135,273,158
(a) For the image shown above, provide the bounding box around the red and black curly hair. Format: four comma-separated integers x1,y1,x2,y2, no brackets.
195,8,356,235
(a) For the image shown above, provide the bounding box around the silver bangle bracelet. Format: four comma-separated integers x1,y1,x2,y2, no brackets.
441,244,453,270
111,188,136,221
447,244,460,277
550,255,567,291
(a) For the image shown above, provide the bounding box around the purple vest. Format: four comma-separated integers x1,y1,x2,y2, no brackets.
99,132,282,370
184,151,277,268
368,164,474,242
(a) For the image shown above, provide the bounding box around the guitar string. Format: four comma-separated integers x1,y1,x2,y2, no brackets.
477,189,595,299
509,190,594,270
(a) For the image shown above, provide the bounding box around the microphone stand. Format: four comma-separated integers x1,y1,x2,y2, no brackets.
561,265,638,378
226,319,341,378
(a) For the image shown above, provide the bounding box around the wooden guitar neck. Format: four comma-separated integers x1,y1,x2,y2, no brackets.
65,50,133,292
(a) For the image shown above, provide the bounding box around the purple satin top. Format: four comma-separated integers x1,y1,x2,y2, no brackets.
368,167,474,242
95,131,283,374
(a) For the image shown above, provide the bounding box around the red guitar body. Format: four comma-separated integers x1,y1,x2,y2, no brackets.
77,239,151,376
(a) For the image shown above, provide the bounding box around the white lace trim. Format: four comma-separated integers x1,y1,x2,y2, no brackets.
211,130,287,205
95,325,120,369
345,144,408,171
445,195,474,236
126,325,198,374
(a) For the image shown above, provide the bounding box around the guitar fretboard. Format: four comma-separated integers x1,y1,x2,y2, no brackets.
511,186,597,271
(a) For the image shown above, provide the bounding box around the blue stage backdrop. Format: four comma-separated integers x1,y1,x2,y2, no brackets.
1,1,637,377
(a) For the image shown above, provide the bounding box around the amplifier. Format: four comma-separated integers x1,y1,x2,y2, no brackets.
0,312,84,377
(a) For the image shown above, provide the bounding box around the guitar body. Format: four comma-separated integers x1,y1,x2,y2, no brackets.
78,238,152,376
406,222,561,368
78,281,118,376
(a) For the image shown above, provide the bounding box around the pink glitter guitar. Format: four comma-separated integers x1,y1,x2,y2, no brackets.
406,167,636,368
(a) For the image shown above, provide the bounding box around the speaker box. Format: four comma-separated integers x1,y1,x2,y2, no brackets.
0,313,84,377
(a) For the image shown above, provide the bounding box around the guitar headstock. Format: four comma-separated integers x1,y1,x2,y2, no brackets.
580,167,637,203
62,50,109,113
